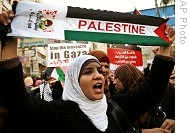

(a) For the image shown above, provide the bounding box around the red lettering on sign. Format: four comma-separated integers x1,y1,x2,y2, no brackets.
139,26,145,34
88,21,97,30
78,20,87,29
106,22,113,31
78,19,146,35
98,22,104,31
114,24,121,32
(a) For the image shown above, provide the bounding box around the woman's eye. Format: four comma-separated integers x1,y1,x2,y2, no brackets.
98,69,103,74
105,66,109,69
83,70,92,75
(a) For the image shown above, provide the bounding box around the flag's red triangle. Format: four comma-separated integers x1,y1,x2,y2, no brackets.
154,22,170,45
132,7,169,45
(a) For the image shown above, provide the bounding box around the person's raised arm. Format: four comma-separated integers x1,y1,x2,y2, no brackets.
157,24,175,57
0,10,16,58
0,10,17,62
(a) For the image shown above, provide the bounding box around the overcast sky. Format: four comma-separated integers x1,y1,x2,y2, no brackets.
41,0,164,12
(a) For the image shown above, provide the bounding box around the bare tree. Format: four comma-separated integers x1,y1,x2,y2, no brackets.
160,0,175,6
154,0,161,17
154,0,175,17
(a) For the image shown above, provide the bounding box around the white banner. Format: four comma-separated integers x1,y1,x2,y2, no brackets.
7,1,170,46
8,1,158,39
8,1,68,40
47,43,91,67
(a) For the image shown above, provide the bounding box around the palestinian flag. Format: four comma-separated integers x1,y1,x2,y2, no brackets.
133,7,141,15
8,1,170,46
45,67,65,82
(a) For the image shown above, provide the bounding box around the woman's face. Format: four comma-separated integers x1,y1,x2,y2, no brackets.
100,62,110,77
113,78,124,92
79,62,105,101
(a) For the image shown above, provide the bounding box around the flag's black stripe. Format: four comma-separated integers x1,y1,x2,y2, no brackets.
67,6,165,26
45,67,55,77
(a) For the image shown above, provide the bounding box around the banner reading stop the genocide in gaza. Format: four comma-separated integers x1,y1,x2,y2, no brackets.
8,1,170,46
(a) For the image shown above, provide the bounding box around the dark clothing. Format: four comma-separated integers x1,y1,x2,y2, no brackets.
108,81,117,96
138,66,175,129
52,81,63,100
0,56,174,133
161,83,175,120
138,83,175,129
32,81,63,100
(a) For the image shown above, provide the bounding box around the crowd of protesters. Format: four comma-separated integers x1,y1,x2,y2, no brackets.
0,3,175,133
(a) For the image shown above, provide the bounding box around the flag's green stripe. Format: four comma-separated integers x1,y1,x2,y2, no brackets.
67,7,165,26
56,68,65,82
65,30,168,46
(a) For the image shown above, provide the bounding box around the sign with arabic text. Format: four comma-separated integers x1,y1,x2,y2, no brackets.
107,48,143,66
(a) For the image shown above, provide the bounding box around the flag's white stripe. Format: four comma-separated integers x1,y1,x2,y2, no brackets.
65,18,158,37
51,68,59,79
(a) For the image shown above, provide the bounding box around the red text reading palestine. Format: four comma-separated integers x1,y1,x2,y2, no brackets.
78,20,145,34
